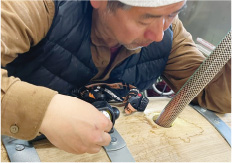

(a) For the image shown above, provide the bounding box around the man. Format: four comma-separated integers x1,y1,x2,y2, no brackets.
1,0,230,155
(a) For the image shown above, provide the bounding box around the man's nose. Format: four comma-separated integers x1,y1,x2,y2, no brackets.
144,18,165,42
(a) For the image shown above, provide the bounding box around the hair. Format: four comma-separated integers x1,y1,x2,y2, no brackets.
107,0,131,12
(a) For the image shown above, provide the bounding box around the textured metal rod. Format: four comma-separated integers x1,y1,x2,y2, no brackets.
155,31,231,127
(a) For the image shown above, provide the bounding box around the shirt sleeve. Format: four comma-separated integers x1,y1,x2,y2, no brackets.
162,17,231,113
1,0,58,140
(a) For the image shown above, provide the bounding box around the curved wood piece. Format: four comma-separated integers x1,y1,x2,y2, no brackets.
1,97,231,162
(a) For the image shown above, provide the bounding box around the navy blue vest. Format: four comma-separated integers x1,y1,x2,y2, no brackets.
6,1,173,97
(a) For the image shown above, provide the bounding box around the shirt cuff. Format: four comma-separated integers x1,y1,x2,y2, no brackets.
1,81,58,140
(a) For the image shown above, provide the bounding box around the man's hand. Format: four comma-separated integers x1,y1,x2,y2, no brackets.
39,94,112,154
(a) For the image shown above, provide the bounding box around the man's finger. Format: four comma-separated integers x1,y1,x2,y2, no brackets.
87,145,103,154
96,132,111,147
103,118,113,133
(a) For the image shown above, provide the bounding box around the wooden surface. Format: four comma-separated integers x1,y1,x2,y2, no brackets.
1,97,231,162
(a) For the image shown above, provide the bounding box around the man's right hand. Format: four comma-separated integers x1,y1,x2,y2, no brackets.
39,94,112,154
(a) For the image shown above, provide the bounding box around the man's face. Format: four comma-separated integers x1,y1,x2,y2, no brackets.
97,1,186,50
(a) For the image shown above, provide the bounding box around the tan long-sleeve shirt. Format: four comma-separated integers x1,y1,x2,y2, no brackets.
1,0,231,140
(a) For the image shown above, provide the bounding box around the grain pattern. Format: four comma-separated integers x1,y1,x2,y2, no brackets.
1,97,231,162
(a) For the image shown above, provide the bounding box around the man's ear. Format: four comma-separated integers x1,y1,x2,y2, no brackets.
90,0,101,9
90,0,107,9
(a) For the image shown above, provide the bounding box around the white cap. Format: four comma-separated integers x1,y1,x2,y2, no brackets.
118,0,184,7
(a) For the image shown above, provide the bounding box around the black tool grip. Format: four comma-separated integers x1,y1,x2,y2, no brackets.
92,101,120,133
